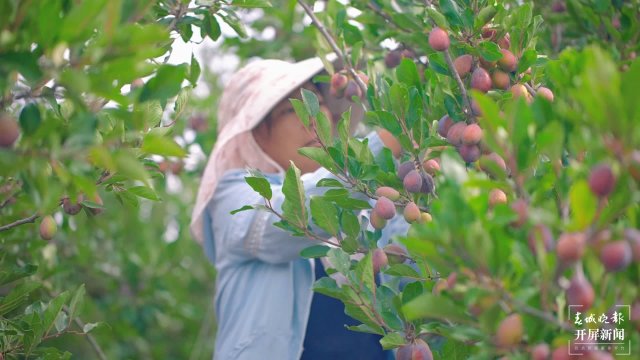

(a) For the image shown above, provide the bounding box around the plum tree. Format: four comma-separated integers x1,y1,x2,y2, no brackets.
428,27,449,51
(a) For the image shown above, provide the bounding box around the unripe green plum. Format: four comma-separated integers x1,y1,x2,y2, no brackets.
489,189,507,208
374,196,396,220
403,201,421,223
459,144,481,163
492,70,510,90
453,54,473,78
588,163,616,198
498,49,517,72
0,113,20,148
536,87,554,101
403,170,423,193
385,50,402,69
437,115,454,138
428,27,449,51
396,338,433,360
462,124,483,145
62,194,84,215
39,215,57,241
624,228,640,262
531,344,551,360
370,211,387,230
528,224,554,255
375,186,401,201
419,212,432,223
556,232,586,263
495,314,523,348
398,161,415,181
471,68,492,92
599,241,632,272
384,244,409,264
422,159,440,176
446,122,467,145
566,272,595,312
372,248,388,274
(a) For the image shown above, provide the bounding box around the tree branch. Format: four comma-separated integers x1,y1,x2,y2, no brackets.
0,213,39,232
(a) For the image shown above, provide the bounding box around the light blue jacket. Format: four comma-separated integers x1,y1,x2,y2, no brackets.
202,133,408,360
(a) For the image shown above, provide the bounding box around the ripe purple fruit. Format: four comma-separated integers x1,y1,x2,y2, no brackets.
446,122,467,145
396,338,433,360
0,113,20,148
492,70,510,90
375,186,401,201
62,194,84,215
471,68,492,92
496,314,523,348
374,196,396,220
498,33,511,49
566,272,595,312
403,170,423,193
420,173,435,194
556,232,586,263
39,215,57,241
384,244,409,264
437,115,454,138
403,201,421,223
599,241,632,272
331,72,348,91
588,163,616,198
88,194,104,215
398,161,415,180
372,248,389,274
536,87,554,101
528,224,554,255
344,80,363,100
428,27,450,52
459,144,481,163
510,199,529,227
385,50,402,68
453,54,473,78
498,49,517,72
531,344,551,360
462,124,483,145
422,159,440,175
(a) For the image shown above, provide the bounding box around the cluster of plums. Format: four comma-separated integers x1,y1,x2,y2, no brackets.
38,193,104,241
330,70,369,101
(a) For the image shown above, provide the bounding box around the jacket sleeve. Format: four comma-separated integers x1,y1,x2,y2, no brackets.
211,132,386,264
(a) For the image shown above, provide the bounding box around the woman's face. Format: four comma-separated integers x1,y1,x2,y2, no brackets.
252,82,334,174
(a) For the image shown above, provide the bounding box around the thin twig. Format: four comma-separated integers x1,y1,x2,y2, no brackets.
0,213,39,232
63,304,108,360
298,1,368,95
524,82,537,98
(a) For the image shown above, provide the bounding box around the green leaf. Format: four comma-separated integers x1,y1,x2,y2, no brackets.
174,87,191,115
60,0,108,42
439,0,466,28
426,8,449,29
281,162,307,228
396,59,420,88
479,41,503,62
245,176,272,200
0,264,37,286
316,178,343,188
203,13,221,41
315,111,332,145
290,99,310,128
518,49,537,73
189,54,201,85
231,0,272,8
568,180,598,231
299,147,337,172
384,264,422,279
83,323,100,333
475,5,497,29
230,205,254,215
310,197,340,236
313,276,345,300
403,293,473,324
128,186,161,201
301,88,320,117
67,285,85,323
340,210,360,238
139,64,188,102
380,332,406,350
19,103,41,136
0,282,41,315
300,245,331,258
355,251,376,294
220,13,248,38
43,292,70,336
141,133,187,157
327,247,351,274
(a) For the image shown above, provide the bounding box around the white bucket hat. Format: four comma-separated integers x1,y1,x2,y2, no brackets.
190,54,365,244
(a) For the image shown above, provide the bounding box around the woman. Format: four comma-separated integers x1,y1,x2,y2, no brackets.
190,56,405,360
